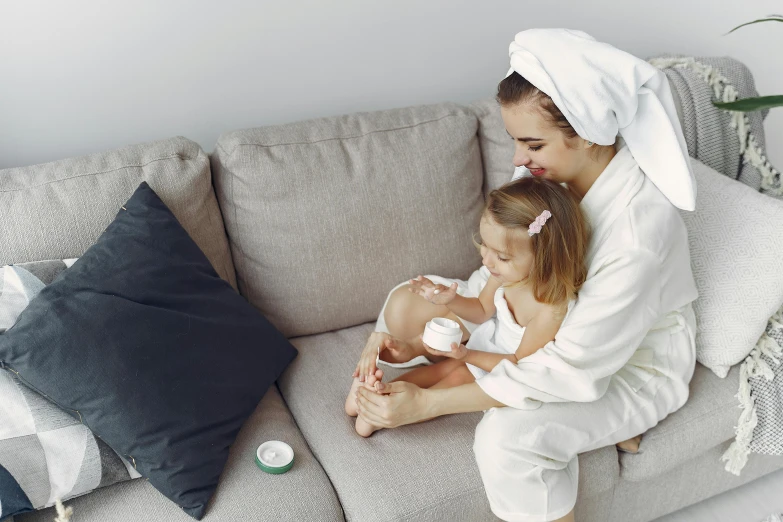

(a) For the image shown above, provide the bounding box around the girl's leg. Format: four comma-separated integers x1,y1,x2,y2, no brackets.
428,363,475,390
383,284,470,343
389,358,466,388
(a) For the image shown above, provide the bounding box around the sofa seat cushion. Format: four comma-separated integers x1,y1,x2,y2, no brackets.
611,441,783,522
212,103,485,337
0,136,236,288
16,386,343,522
277,322,619,522
619,362,743,482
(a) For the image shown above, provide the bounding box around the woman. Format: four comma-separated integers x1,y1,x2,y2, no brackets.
353,29,698,522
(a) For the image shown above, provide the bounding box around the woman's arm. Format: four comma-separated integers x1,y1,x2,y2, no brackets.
354,380,505,429
475,249,664,408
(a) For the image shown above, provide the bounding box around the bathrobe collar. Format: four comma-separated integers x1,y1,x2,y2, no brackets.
579,143,645,258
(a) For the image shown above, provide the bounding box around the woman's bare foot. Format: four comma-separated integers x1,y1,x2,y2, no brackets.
345,369,383,416
616,435,643,453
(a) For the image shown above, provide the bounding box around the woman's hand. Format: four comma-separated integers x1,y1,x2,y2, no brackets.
423,339,468,361
355,381,430,428
408,276,458,306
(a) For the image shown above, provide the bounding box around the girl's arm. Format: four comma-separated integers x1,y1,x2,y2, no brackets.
453,307,563,373
513,307,563,361
443,276,502,324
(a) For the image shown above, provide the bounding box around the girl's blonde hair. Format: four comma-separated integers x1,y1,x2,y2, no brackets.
482,177,590,305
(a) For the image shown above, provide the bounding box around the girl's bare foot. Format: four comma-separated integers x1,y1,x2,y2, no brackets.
355,413,381,438
345,369,383,416
355,379,383,437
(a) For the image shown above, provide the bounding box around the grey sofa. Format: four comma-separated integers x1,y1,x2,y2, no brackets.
5,87,783,522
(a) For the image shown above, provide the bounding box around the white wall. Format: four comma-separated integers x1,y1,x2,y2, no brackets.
1,0,781,170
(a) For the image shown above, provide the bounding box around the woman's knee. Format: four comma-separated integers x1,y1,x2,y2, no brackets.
473,409,503,460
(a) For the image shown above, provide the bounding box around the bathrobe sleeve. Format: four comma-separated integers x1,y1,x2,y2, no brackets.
475,248,661,409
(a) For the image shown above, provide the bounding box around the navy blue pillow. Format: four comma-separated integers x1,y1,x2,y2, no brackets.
0,463,33,520
0,182,297,519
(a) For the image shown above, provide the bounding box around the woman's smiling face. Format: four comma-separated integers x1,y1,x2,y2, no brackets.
500,102,592,187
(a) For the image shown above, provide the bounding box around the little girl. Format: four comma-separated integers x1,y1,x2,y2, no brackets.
345,176,590,437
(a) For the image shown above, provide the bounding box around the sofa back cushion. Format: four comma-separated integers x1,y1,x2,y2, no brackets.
681,159,783,377
0,137,236,288
471,98,515,195
212,103,484,338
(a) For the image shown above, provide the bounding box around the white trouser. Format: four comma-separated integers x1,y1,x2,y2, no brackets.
472,305,696,521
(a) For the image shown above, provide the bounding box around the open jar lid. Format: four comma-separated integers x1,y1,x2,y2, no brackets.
255,441,295,474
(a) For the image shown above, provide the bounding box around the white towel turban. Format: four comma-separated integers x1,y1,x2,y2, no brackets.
506,28,696,211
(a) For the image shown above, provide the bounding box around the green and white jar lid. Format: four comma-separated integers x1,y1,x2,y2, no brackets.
255,441,294,474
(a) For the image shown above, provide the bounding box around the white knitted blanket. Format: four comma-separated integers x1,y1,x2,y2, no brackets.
649,55,782,475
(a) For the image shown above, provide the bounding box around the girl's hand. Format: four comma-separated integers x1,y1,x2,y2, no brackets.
423,340,468,361
408,276,458,306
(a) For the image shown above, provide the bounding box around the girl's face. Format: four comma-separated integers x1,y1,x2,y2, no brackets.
478,214,534,285
500,102,592,186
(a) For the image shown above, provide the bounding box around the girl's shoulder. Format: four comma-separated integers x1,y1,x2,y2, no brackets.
500,284,564,327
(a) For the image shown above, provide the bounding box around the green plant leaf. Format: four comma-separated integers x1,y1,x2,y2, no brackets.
713,95,783,112
726,16,783,34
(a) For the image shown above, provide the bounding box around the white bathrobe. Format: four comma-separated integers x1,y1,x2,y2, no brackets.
375,143,698,521
464,286,529,380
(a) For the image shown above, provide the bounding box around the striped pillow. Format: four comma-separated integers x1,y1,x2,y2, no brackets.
0,260,140,516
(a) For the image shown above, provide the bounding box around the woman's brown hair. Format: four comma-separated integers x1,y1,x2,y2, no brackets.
497,71,578,139
483,176,590,305
497,71,616,152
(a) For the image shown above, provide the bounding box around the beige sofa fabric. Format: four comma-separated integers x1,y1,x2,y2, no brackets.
470,98,515,195
17,386,343,522
610,442,783,522
0,137,236,287
212,103,485,337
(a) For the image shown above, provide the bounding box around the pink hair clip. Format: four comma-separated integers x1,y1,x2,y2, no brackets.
528,210,552,236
